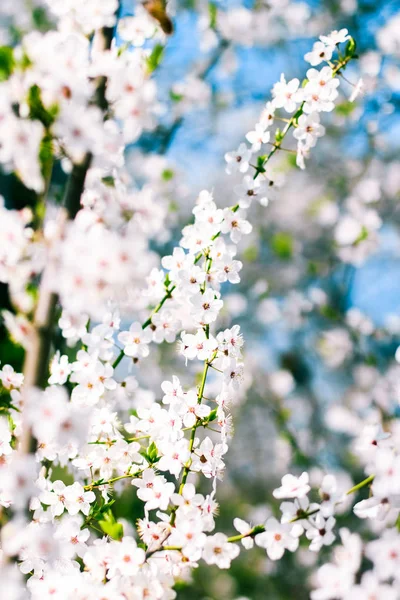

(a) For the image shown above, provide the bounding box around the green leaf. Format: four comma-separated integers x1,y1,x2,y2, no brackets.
162,168,174,181
28,84,58,128
8,414,16,431
98,508,124,541
0,46,14,82
32,7,53,30
252,524,266,536
146,44,165,74
279,407,291,422
365,354,377,367
0,391,13,410
275,128,284,143
98,520,124,540
140,441,160,464
354,225,368,246
207,408,218,422
254,155,266,176
39,133,53,182
147,441,158,462
319,305,341,321
101,499,116,511
307,261,319,276
102,175,115,187
209,2,218,29
271,232,293,260
19,52,32,71
345,37,357,58
88,498,116,522
169,90,184,103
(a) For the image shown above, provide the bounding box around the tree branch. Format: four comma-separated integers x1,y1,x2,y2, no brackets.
20,25,116,455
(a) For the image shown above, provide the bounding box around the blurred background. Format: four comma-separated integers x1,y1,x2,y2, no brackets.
1,0,400,597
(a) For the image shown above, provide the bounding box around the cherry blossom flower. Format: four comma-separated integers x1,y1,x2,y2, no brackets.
0,364,24,390
245,123,271,152
233,518,255,549
343,570,398,600
180,329,217,362
48,353,72,385
161,375,184,405
170,483,204,513
202,533,240,568
272,74,303,113
224,143,252,175
320,29,350,47
234,176,268,209
255,517,300,560
157,438,190,477
365,528,400,581
40,481,95,517
190,289,224,325
220,208,252,244
310,563,355,600
273,472,311,499
132,469,175,512
319,474,344,517
106,537,145,578
293,113,326,148
305,41,334,66
54,516,90,558
118,322,153,359
306,514,336,552
151,309,182,344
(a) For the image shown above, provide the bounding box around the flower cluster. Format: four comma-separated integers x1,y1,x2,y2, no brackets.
0,10,162,196
225,29,354,179
0,7,386,599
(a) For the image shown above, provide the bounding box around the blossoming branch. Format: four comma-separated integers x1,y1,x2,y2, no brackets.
0,5,390,599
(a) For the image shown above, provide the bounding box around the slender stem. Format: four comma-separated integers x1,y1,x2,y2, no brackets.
170,353,217,527
112,349,126,370
289,475,375,522
152,524,267,557
141,285,176,329
154,468,372,552
169,253,217,524
84,469,143,490
346,474,374,495
178,423,198,495
198,360,212,404
265,143,297,154
147,528,266,559
289,508,320,523
128,434,151,442
227,525,266,543
112,284,176,369
253,53,353,181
